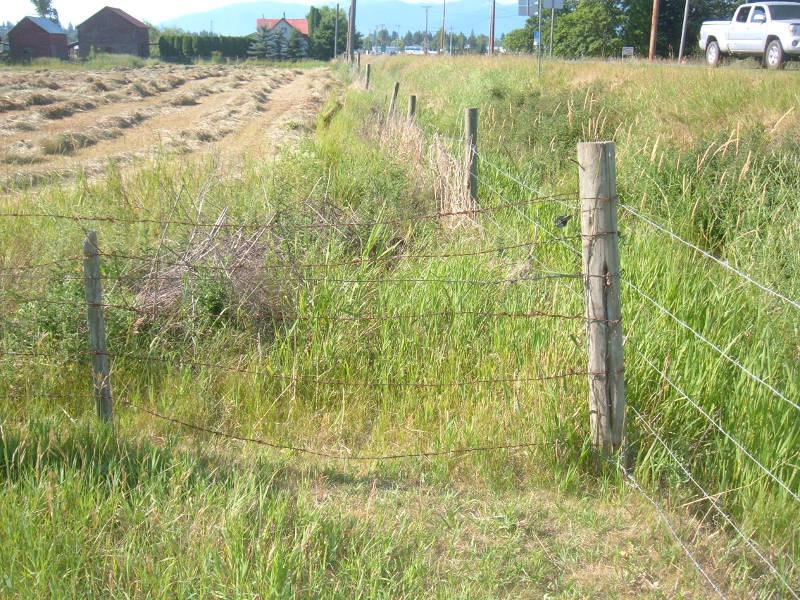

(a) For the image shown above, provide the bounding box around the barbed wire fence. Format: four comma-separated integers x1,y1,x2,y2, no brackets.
0,68,797,597
363,73,799,596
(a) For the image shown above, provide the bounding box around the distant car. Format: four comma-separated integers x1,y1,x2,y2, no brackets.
699,2,800,69
404,45,424,55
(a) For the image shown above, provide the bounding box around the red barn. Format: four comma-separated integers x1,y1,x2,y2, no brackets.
77,7,149,59
8,17,68,60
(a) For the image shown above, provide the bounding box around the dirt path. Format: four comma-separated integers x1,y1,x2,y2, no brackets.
0,65,336,187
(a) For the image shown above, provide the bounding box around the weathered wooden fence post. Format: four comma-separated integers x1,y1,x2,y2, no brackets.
464,107,478,205
357,52,361,69
408,94,417,121
578,141,625,456
388,81,400,119
365,64,371,90
83,231,112,424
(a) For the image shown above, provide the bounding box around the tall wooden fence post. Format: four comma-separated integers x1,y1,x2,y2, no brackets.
83,231,112,424
388,81,400,119
408,94,417,121
365,64,371,90
464,107,478,205
578,141,625,456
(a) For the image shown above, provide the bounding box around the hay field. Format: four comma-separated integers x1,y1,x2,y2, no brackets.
0,64,335,186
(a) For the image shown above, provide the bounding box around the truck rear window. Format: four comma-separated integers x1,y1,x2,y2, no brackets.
769,5,800,19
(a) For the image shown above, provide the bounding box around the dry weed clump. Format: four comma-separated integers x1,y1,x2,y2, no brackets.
0,142,42,165
38,132,94,155
171,93,198,107
135,210,294,325
374,110,473,227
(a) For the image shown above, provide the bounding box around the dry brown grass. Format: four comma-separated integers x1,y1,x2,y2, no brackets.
376,111,473,227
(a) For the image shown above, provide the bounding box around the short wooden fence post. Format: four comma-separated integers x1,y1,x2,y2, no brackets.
365,64,371,90
578,141,625,456
388,81,400,119
464,107,478,205
83,231,113,424
408,94,417,121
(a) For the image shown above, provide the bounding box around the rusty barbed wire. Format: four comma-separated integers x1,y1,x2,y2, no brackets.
0,195,579,231
1,350,589,389
8,297,591,324
123,396,563,461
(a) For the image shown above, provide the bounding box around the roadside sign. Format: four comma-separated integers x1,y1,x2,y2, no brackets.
518,0,564,14
622,46,634,57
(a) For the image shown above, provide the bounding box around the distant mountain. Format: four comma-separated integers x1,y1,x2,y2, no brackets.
158,0,526,38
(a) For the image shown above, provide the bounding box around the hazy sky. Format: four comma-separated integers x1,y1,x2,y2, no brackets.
3,0,517,28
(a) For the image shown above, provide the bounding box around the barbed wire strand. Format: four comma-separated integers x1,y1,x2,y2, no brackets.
1,350,588,389
474,148,578,211
2,271,585,286
615,459,729,600
631,344,800,506
619,203,800,312
0,195,576,231
477,174,583,259
122,396,557,460
0,256,82,273
8,297,590,324
98,236,581,272
622,278,799,414
629,403,799,598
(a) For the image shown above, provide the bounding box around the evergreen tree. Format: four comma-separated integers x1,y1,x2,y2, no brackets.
30,0,59,24
248,26,270,58
287,28,306,59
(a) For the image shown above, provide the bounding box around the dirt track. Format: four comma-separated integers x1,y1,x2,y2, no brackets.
0,64,335,186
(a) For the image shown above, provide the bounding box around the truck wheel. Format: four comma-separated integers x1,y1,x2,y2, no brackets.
706,40,721,67
765,40,785,69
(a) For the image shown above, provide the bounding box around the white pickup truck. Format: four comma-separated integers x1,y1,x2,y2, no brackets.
699,2,800,68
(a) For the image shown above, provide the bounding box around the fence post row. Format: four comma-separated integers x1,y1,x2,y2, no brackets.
464,107,478,205
408,94,417,122
388,81,400,119
83,230,113,424
578,141,626,456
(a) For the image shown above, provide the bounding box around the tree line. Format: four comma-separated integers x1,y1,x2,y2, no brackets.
503,0,738,58
158,35,251,59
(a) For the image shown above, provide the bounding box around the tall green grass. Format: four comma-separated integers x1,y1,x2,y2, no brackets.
362,54,799,574
0,58,797,596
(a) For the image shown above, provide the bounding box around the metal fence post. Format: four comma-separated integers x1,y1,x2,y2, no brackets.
83,230,113,424
578,141,625,455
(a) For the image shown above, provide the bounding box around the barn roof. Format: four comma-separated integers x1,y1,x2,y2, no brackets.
256,18,309,36
79,7,148,30
14,16,68,35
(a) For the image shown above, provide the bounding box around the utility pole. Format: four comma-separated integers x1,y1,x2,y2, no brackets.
489,0,496,55
537,0,543,75
440,0,446,54
423,6,431,54
549,6,555,57
347,0,356,62
334,3,339,59
678,0,690,62
649,0,659,60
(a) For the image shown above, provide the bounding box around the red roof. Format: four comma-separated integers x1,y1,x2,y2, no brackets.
256,18,309,36
78,6,148,30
